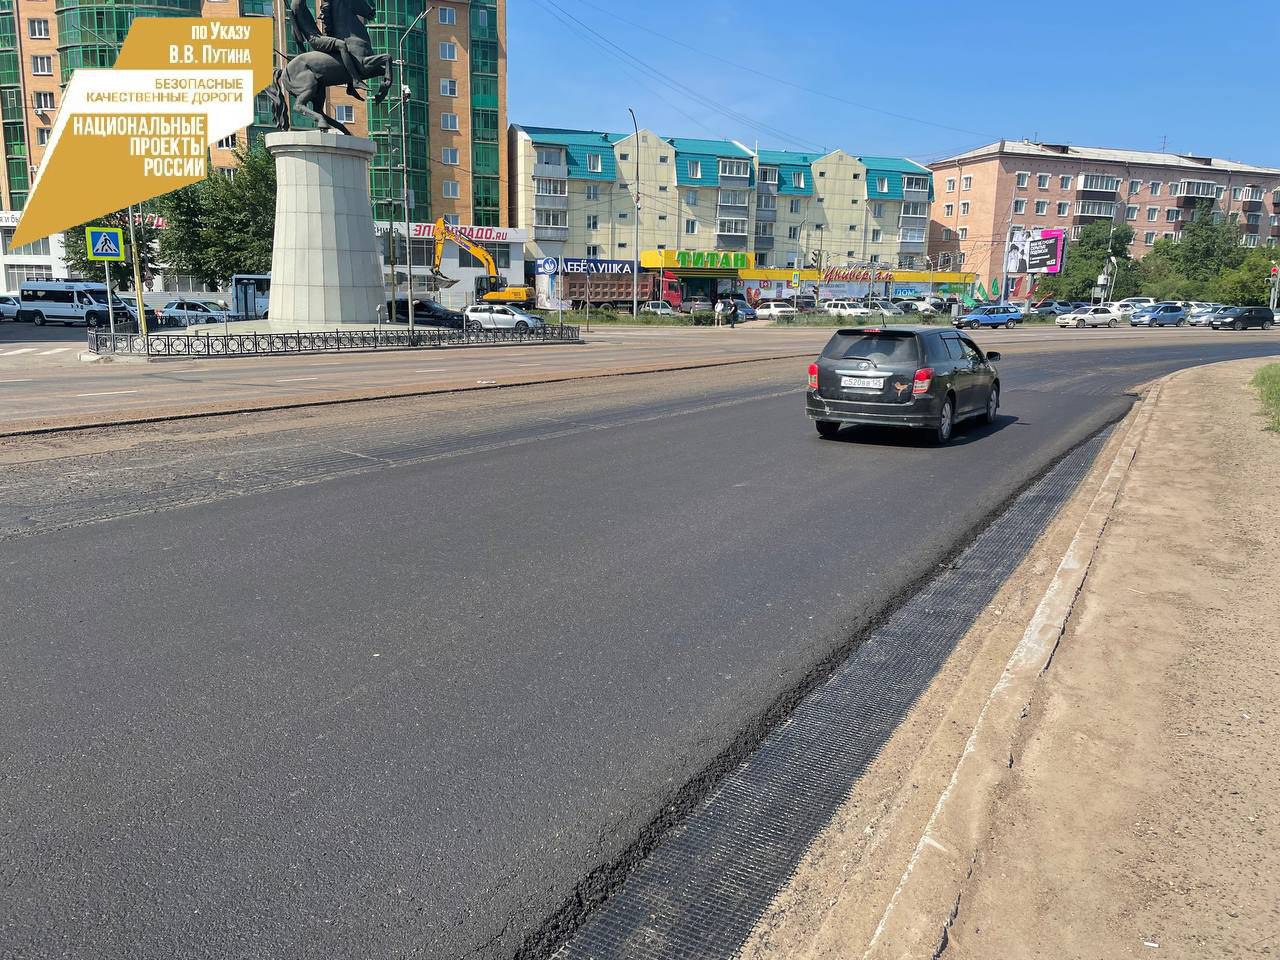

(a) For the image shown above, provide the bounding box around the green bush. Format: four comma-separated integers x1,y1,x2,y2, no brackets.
1252,364,1280,431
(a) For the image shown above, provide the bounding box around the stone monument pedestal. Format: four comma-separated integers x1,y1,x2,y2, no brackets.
265,131,384,325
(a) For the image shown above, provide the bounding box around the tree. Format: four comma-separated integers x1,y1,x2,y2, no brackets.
1035,221,1134,301
155,143,276,286
1210,248,1274,306
60,209,162,288
1137,200,1244,300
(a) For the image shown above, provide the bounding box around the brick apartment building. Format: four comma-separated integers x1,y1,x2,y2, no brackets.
0,0,507,291
928,140,1280,293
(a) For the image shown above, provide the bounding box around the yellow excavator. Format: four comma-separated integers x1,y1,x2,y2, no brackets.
428,217,536,307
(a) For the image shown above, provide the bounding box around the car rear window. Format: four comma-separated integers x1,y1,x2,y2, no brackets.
822,331,920,364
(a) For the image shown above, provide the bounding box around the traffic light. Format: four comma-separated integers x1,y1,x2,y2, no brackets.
809,251,822,268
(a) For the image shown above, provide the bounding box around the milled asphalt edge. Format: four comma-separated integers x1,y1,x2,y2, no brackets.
0,349,819,439
860,374,1165,959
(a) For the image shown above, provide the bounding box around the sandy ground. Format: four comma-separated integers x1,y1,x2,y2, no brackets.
946,357,1280,958
738,357,1280,959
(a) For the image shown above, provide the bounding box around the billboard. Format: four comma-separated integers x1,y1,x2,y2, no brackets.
1006,228,1066,275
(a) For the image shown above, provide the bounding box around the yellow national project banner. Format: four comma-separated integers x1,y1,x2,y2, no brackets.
10,18,273,249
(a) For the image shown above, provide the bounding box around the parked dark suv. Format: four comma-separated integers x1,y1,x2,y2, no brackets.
807,326,1002,444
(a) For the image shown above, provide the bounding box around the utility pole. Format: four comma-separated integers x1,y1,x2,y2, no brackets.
397,5,430,340
628,107,640,317
126,204,147,334
1000,194,1016,305
1270,263,1278,311
794,217,807,313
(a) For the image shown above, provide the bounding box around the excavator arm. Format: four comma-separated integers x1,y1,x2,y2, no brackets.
426,217,534,306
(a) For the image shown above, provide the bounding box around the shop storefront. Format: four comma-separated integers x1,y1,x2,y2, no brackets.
640,249,751,300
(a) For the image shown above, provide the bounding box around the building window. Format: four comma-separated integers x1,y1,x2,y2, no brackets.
942,227,953,240
684,190,697,206
717,218,748,235
535,210,567,228
585,184,599,200
870,228,882,242
958,227,968,239
439,179,460,199
586,245,600,258
535,147,561,166
33,91,54,111
216,133,237,150
618,152,628,161
684,219,697,235
1149,181,1162,196
1166,208,1180,222
719,188,747,206
585,214,598,229
903,175,929,192
792,171,805,189
876,176,889,192
1016,171,1030,188
36,127,50,145
757,193,776,210
945,177,956,192
961,175,972,191
439,42,457,61
1035,200,1048,215
718,158,750,178
617,211,627,220
869,254,881,264
586,152,602,173
755,221,774,238
944,203,954,217
789,198,801,214
440,79,458,97
1129,179,1141,195
959,201,970,215
1147,206,1158,221
441,112,459,131
28,18,50,39
1013,199,1027,214
443,214,460,226
534,178,566,196
31,55,52,75
658,185,668,192
687,159,702,179
1057,201,1069,216
1037,173,1050,189
1060,174,1072,189
334,105,354,124
438,6,456,24
618,242,627,249
759,166,778,184
1125,205,1137,220
442,147,459,165
872,202,884,218
786,225,799,240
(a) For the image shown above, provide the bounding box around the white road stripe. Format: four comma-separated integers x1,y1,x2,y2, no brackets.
0,378,33,383
38,347,72,355
415,368,448,373
275,376,319,382
76,389,139,397
0,347,37,355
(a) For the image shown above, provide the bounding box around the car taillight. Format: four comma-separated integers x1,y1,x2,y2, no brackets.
913,367,934,395
808,362,819,390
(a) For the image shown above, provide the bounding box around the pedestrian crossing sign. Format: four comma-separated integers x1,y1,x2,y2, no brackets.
85,226,125,262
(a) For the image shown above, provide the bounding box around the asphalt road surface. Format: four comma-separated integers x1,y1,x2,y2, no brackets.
2,335,1278,960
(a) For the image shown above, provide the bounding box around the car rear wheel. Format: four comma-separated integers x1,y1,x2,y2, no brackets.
1108,318,1117,328
933,396,955,445
815,420,841,439
514,320,529,333
1005,320,1015,329
1264,321,1273,331
983,385,999,424
1233,320,1244,331
31,311,45,326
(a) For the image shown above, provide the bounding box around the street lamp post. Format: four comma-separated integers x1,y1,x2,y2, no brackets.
794,218,807,314
397,5,430,340
627,107,640,317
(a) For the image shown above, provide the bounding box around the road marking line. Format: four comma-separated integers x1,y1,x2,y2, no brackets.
0,347,37,355
415,368,448,373
76,389,139,397
0,378,33,383
275,376,320,382
38,347,72,354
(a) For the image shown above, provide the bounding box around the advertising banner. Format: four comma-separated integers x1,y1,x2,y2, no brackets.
11,17,273,249
560,259,635,275
1006,228,1067,275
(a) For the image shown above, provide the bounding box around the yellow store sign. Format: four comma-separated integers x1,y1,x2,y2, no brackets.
641,250,750,271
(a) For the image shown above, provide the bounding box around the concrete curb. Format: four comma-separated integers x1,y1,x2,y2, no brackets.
861,375,1165,959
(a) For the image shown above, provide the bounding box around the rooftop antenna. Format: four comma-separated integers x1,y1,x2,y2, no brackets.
1160,134,1168,152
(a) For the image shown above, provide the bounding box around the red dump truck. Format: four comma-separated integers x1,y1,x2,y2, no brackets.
561,267,682,311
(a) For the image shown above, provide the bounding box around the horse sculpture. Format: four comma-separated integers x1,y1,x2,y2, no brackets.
265,0,392,135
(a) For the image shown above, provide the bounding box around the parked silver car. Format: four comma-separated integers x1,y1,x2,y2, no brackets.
463,303,546,332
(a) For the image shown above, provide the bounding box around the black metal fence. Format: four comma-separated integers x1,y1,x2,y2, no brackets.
86,324,582,358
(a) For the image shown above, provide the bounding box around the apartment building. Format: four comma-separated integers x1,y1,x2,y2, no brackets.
929,139,1280,291
0,0,507,290
509,124,936,280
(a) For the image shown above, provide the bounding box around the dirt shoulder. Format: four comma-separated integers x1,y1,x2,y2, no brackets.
739,357,1280,959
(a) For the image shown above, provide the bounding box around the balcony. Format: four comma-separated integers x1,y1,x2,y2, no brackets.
533,192,568,210
534,160,568,179
1074,200,1117,223
902,187,931,204
1077,175,1122,194
534,225,569,242
754,233,774,250
754,205,776,223
756,179,777,195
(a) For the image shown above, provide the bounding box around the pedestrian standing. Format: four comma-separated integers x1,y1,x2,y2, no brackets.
714,297,727,327
728,298,738,329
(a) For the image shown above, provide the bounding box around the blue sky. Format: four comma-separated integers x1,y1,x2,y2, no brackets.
509,0,1277,166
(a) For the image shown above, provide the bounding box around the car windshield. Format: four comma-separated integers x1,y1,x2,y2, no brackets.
822,332,920,365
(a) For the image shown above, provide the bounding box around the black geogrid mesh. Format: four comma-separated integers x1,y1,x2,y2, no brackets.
554,428,1112,960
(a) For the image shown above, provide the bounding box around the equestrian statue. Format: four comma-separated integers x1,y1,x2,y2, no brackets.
266,0,392,135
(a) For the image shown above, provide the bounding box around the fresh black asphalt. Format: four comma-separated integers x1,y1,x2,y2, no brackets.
1,338,1277,959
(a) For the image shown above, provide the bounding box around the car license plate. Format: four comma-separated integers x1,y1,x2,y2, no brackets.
841,376,881,389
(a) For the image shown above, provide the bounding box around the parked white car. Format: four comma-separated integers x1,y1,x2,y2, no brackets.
639,300,676,316
0,293,19,320
1057,305,1122,328
823,299,872,318
160,298,231,326
756,301,798,320
463,303,546,332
